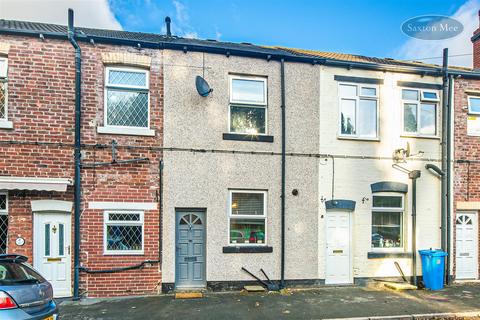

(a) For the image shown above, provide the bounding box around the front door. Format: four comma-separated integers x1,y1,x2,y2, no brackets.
175,211,206,289
325,210,352,284
33,212,71,297
456,212,478,280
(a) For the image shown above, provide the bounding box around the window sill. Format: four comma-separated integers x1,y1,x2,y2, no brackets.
97,126,155,136
103,251,144,256
367,251,412,259
337,135,380,142
222,133,274,143
400,134,440,140
223,246,273,253
0,120,13,129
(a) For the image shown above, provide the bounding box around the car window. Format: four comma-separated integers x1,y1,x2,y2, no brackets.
0,262,46,285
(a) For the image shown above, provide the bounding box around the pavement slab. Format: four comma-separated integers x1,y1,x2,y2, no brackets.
58,283,480,320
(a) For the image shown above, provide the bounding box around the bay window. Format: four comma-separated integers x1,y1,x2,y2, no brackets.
371,194,404,250
402,89,438,136
338,83,378,139
229,190,266,245
229,76,267,135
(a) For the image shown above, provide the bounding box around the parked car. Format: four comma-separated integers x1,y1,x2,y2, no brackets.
0,254,58,320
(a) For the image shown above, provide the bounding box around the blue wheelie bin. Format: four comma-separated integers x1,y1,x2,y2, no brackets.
418,249,448,290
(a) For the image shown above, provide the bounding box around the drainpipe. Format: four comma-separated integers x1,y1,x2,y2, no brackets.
440,48,448,256
441,48,449,285
409,170,421,287
68,8,82,300
280,58,286,289
446,74,454,284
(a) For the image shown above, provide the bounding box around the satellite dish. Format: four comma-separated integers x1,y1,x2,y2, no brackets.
195,76,213,97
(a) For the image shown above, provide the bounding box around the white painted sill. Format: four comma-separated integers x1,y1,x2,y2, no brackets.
103,251,144,256
0,120,13,129
97,126,155,136
337,135,380,142
400,134,440,140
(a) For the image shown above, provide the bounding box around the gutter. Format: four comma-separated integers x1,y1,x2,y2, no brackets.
2,26,474,77
67,8,82,300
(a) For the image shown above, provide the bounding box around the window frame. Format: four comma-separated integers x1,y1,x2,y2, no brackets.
103,66,151,131
228,75,268,135
103,210,144,255
0,57,10,124
371,193,405,252
401,88,439,138
337,82,379,140
228,190,267,246
467,96,480,115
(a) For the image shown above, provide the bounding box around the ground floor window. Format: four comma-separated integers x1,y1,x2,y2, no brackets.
229,190,266,245
104,211,143,254
371,194,404,250
0,193,7,254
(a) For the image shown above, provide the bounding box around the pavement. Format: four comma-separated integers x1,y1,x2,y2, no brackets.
58,283,480,320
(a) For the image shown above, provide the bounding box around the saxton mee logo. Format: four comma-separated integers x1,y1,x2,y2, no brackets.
401,15,463,40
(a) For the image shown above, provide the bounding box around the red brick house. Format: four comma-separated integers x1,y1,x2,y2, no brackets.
0,20,163,297
452,10,480,281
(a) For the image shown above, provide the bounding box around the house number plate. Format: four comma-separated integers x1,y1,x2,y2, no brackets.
184,257,197,262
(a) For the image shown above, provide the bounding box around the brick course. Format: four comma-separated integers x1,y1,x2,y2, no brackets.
0,34,163,297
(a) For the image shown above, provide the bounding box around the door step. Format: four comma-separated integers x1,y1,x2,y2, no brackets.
383,281,417,290
244,285,266,292
174,291,204,299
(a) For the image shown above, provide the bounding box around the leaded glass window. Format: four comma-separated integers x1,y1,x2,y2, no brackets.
0,58,7,121
0,193,7,254
104,211,143,254
105,67,149,128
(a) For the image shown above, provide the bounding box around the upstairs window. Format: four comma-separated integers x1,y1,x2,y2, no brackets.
229,190,267,245
468,96,480,115
104,67,149,129
402,89,438,136
229,76,267,135
338,83,378,139
0,58,7,122
371,194,404,250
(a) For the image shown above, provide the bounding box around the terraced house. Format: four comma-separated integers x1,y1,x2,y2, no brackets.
0,10,478,298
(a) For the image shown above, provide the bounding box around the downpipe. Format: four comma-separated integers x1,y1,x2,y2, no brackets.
409,170,421,287
280,59,286,289
67,8,82,300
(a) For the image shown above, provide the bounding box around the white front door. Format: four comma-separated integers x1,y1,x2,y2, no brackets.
34,212,72,297
455,212,478,280
325,210,352,284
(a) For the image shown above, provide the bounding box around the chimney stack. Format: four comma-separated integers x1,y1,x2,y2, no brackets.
165,16,171,37
473,10,480,69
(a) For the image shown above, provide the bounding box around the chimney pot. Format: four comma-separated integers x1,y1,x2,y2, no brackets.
165,16,171,37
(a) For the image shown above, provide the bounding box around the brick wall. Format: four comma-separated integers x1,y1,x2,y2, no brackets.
0,34,163,297
453,77,480,278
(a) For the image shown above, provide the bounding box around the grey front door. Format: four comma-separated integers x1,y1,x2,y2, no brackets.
175,211,206,288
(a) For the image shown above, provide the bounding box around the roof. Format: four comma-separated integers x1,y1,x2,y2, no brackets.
274,47,473,72
0,18,475,75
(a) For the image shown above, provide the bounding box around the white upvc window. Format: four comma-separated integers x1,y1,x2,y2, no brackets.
229,75,268,135
228,190,267,246
0,192,7,254
371,193,405,251
99,67,153,136
401,89,439,137
338,83,379,139
468,96,480,115
103,211,144,255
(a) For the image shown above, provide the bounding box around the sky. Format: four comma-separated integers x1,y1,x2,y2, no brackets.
0,0,479,67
